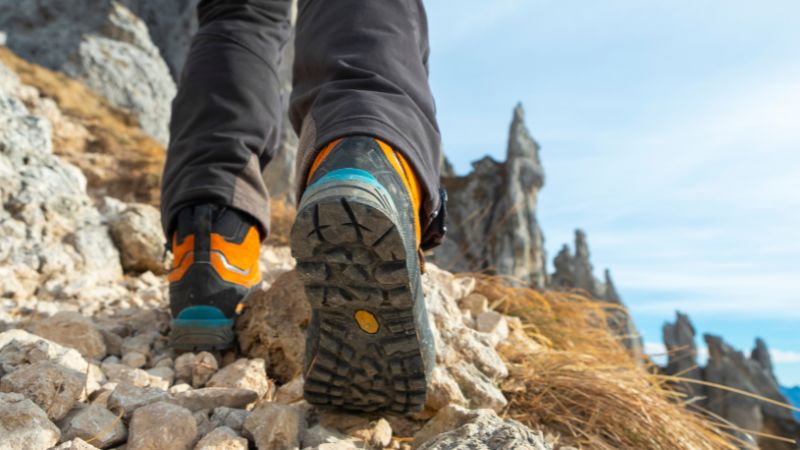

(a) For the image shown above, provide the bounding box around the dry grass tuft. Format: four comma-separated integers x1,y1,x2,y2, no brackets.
471,276,746,450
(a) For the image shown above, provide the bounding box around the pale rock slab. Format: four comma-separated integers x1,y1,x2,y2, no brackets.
193,426,248,450
109,203,166,274
244,402,305,450
174,387,259,412
458,293,489,317
145,366,174,390
28,311,107,360
101,361,152,387
0,330,103,395
416,405,550,450
0,361,86,420
52,438,100,450
128,401,197,450
60,404,127,448
175,351,220,388
0,392,61,450
122,351,148,368
107,383,172,419
425,367,467,412
348,418,392,449
475,310,510,346
207,358,271,398
274,375,305,404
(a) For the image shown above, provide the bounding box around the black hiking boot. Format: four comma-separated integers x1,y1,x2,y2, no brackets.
290,136,435,414
168,204,262,351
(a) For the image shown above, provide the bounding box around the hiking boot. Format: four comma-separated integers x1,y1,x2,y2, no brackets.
168,204,262,351
290,136,435,414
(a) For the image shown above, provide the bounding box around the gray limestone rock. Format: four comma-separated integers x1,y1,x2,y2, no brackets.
435,104,547,289
210,407,250,433
0,1,175,144
243,402,305,450
109,203,166,274
194,426,248,450
52,439,101,450
107,383,172,419
0,361,86,421
127,401,197,450
0,61,123,300
0,330,103,395
0,392,61,450
173,387,259,412
417,407,550,450
60,404,127,448
28,311,107,360
207,358,271,398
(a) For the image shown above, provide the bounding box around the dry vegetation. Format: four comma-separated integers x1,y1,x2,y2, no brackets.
472,277,749,450
266,199,297,246
0,47,165,205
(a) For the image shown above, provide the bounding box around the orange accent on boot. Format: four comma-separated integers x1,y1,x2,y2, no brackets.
306,138,344,185
375,139,423,248
209,225,262,287
168,234,195,283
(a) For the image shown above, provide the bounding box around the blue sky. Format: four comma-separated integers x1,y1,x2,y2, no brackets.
425,1,800,385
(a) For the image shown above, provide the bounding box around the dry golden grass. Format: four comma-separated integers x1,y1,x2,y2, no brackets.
471,276,749,450
266,199,297,246
0,47,165,205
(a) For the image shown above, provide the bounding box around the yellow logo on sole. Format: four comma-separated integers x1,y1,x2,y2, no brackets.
354,310,380,334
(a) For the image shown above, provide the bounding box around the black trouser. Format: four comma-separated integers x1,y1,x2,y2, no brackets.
161,0,443,245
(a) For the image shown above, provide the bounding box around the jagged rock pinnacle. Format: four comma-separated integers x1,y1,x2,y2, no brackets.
751,337,775,378
603,269,621,303
506,103,544,189
435,104,548,289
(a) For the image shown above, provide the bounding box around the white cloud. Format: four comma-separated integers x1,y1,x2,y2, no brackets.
540,70,800,319
645,342,667,355
772,349,800,364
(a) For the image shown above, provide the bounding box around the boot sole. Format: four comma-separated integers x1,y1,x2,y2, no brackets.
291,174,433,414
169,325,235,352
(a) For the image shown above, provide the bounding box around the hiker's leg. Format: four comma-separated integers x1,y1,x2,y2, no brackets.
290,0,444,246
161,0,293,238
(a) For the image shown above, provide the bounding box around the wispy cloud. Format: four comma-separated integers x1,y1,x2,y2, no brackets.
773,350,800,365
428,0,800,386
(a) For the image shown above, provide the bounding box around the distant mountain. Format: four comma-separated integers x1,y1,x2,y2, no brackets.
781,385,800,420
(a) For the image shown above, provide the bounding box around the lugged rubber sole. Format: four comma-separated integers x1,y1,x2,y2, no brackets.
169,325,235,352
291,177,432,414
169,305,236,352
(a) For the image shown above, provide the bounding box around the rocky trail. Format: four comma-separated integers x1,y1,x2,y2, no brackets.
1,2,798,449
0,48,551,449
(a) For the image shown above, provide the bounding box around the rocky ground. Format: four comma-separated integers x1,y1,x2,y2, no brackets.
0,247,555,450
0,2,796,449
0,50,554,449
